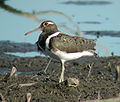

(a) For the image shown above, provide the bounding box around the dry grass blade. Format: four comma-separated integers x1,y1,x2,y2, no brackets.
19,82,38,87
44,58,52,73
87,63,94,78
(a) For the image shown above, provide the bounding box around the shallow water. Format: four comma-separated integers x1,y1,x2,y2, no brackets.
6,52,42,57
0,67,38,75
0,0,120,56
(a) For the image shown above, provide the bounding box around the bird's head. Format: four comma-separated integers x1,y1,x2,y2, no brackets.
24,20,58,35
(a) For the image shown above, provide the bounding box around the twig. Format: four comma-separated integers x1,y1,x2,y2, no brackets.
44,58,52,73
87,63,94,78
19,82,38,87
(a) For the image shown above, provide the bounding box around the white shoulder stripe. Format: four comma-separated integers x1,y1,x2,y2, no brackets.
46,32,60,49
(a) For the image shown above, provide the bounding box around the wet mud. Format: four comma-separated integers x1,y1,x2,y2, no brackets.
0,40,120,102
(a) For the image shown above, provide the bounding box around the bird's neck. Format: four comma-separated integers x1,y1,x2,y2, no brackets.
37,30,59,50
44,29,58,35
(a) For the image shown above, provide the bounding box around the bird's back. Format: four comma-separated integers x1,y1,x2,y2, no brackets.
49,33,96,53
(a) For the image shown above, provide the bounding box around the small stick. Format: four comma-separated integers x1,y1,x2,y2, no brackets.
26,93,32,102
87,63,94,78
44,58,52,73
19,82,38,87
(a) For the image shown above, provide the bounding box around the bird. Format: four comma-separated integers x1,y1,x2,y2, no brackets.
24,20,97,83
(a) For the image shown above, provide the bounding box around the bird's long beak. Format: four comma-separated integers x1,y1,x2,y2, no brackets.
24,27,42,35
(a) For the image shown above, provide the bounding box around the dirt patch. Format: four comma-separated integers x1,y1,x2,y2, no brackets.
0,41,120,102
0,54,120,102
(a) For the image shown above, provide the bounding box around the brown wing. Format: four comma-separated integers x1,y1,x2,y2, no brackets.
49,33,96,53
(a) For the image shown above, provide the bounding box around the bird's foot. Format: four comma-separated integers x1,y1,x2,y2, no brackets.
59,77,64,83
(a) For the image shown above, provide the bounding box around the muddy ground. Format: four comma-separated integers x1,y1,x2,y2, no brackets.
0,40,120,102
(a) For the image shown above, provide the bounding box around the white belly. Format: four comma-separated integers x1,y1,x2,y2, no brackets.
43,49,60,60
52,50,94,61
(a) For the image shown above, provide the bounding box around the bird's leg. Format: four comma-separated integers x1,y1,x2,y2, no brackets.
44,58,52,73
59,60,65,83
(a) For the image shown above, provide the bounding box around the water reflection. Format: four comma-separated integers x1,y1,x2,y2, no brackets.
61,0,112,5
6,52,44,57
78,21,101,24
0,67,39,75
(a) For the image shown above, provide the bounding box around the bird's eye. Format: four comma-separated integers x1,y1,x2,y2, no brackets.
43,22,48,26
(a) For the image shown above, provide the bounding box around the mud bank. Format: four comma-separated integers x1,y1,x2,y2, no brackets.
0,40,120,102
